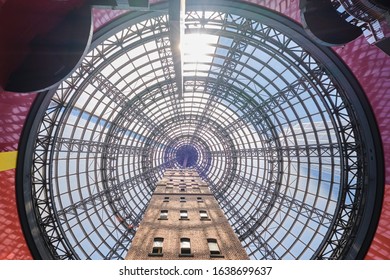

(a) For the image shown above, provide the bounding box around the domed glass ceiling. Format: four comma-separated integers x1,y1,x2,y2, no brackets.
17,1,383,260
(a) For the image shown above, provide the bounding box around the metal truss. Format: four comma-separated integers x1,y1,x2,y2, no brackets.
211,145,340,158
17,0,383,260
55,137,144,155
331,0,385,44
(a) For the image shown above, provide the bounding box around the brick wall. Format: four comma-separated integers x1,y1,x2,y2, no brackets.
125,169,248,260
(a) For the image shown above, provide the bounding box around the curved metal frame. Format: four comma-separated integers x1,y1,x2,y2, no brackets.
17,0,383,260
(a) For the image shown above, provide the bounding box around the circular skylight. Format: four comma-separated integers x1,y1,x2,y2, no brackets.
17,1,383,260
176,145,199,168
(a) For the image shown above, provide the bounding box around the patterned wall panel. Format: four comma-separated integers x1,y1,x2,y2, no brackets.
0,169,32,259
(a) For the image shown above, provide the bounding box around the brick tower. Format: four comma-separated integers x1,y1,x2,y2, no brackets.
125,168,248,260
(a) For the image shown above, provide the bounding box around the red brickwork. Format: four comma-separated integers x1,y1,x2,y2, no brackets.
126,169,248,260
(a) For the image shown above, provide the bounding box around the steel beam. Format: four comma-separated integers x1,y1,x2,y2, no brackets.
169,0,185,99
54,137,145,155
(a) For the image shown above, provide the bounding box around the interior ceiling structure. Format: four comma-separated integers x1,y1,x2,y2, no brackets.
17,1,383,260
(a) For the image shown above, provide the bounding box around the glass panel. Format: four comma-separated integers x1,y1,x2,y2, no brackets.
200,211,208,218
152,238,163,254
208,240,220,253
160,210,168,218
180,210,188,218
154,238,163,247
180,237,191,254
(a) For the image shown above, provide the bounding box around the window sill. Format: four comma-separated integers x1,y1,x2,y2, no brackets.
200,218,211,221
158,218,168,220
179,253,194,257
179,218,189,220
148,253,164,257
210,254,225,258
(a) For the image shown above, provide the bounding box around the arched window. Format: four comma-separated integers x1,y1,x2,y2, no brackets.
180,238,191,255
180,210,188,220
150,238,164,255
159,210,168,220
207,239,221,256
199,210,209,220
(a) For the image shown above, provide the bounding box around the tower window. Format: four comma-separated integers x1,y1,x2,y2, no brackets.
180,210,188,220
159,210,168,220
148,238,164,256
192,187,200,193
179,238,193,256
180,187,186,192
200,210,210,220
180,197,186,202
208,239,223,257
163,197,170,202
197,197,203,203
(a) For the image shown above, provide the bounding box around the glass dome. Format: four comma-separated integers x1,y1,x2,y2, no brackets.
17,0,383,260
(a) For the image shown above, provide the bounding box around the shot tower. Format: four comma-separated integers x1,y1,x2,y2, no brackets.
126,168,248,260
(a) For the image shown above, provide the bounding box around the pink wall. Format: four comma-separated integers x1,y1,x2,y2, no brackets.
0,169,32,259
366,184,390,259
0,91,36,259
0,92,36,152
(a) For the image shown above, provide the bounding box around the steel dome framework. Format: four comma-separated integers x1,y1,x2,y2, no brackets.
17,1,383,260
